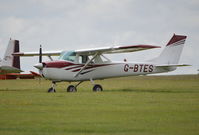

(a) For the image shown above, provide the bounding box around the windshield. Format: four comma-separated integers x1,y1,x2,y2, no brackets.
59,51,76,62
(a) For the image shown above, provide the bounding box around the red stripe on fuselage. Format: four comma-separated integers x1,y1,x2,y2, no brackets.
71,64,114,72
44,61,115,71
65,65,83,70
44,61,78,68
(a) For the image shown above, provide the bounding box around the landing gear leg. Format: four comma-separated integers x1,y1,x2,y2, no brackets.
48,81,56,93
90,78,103,92
67,81,83,92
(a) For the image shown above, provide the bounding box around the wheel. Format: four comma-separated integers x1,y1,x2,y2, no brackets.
48,87,56,93
67,85,77,92
93,84,103,92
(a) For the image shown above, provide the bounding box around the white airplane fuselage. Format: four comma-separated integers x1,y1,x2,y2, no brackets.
41,60,174,82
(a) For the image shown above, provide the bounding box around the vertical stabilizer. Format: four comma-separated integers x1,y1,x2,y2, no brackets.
2,39,21,69
151,34,187,64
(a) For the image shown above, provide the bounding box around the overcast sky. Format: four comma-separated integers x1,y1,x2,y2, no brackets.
0,0,198,74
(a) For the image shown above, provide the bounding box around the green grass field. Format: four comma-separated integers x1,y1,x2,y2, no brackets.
0,75,199,135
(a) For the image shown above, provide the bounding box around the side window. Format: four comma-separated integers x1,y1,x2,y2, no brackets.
79,56,82,64
82,55,88,63
79,55,89,63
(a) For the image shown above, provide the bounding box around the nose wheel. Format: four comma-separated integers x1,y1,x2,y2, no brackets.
48,81,56,92
48,87,56,92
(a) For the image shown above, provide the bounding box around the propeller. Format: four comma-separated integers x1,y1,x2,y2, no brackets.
39,45,42,63
34,45,43,70
35,45,43,84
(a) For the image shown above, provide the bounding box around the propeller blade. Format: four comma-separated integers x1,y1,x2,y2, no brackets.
39,45,42,63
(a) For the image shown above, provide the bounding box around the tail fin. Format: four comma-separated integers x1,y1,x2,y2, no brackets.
151,34,187,64
2,39,21,69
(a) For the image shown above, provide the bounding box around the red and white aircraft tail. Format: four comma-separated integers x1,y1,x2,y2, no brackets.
0,39,22,74
151,34,187,65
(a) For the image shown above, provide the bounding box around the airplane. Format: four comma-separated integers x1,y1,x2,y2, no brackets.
0,39,22,74
13,34,188,92
0,39,41,79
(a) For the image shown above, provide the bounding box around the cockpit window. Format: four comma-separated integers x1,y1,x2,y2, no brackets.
59,51,76,62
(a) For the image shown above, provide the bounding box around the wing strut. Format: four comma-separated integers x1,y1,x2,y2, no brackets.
48,55,53,61
74,53,99,77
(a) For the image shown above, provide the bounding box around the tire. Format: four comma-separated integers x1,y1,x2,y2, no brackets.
93,84,103,92
48,87,56,93
67,85,77,92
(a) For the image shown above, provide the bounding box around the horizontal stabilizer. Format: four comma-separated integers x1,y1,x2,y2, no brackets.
156,64,191,68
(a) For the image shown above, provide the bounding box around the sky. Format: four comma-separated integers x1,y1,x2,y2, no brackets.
0,0,198,74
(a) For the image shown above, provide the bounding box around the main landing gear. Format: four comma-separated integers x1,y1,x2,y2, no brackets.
93,84,103,92
90,78,103,92
47,80,103,93
66,81,83,92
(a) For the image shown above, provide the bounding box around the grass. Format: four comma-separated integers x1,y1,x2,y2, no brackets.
0,75,199,135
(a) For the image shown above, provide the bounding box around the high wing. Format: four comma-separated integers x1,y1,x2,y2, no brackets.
13,51,61,56
13,44,160,56
75,45,161,55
